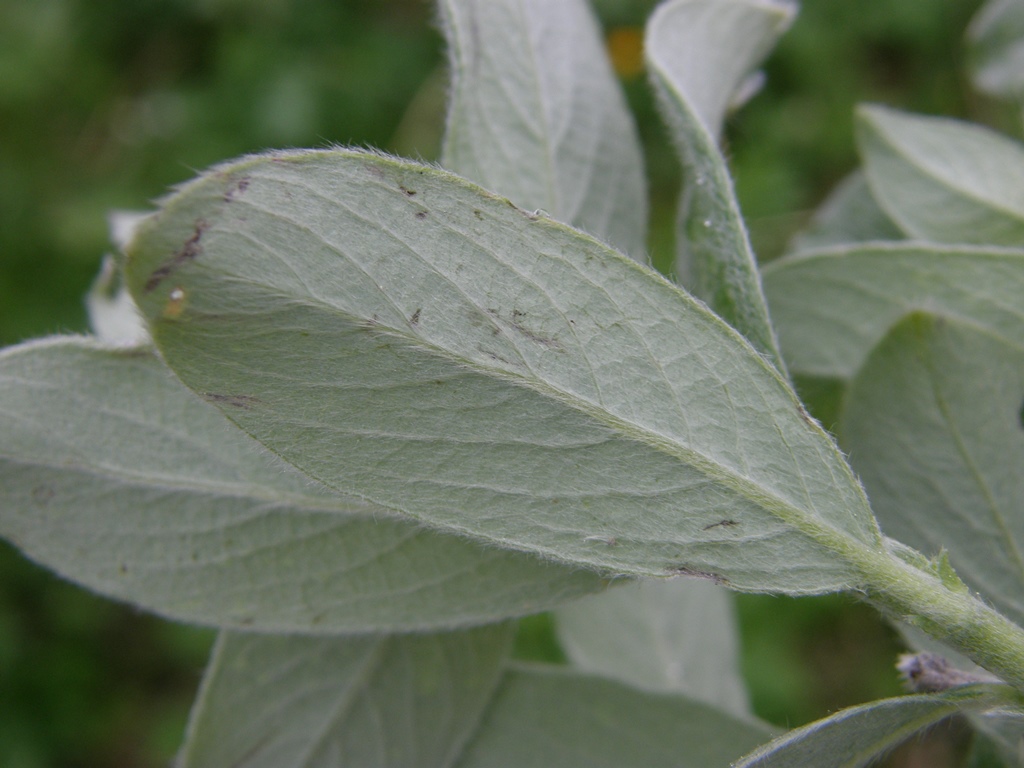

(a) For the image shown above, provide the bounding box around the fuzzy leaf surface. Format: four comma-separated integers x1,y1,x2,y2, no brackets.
0,338,604,632
763,242,1024,379
179,624,514,768
439,0,646,260
181,631,771,768
555,578,749,716
735,685,1024,768
457,665,772,768
840,313,1024,626
646,0,791,368
125,149,880,593
857,104,1024,246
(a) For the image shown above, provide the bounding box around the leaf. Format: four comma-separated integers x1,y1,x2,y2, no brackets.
178,623,515,768
457,665,773,768
968,0,1024,104
856,104,1024,246
762,242,1024,379
839,313,1024,628
125,149,881,594
786,171,903,254
555,578,749,717
0,338,605,632
438,0,647,260
646,0,792,368
181,629,772,768
734,684,1023,768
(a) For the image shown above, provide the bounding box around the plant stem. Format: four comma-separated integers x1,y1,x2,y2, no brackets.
851,543,1024,692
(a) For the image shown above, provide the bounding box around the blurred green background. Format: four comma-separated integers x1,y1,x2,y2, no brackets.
0,0,1016,765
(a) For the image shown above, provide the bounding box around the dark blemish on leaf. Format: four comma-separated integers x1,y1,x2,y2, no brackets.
480,347,516,367
473,209,484,220
144,219,209,292
702,519,739,531
223,176,250,202
119,564,129,574
415,211,428,220
486,307,562,349
201,392,262,410
410,308,421,326
667,565,730,586
311,612,326,625
797,404,818,428
399,185,416,196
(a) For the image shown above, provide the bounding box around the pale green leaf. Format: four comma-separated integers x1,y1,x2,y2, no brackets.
735,685,1023,768
857,104,1024,246
457,665,773,768
762,242,1024,379
181,631,772,768
555,578,749,717
646,0,791,368
968,0,1024,104
786,171,903,254
439,0,647,260
0,338,605,632
179,623,514,768
839,313,1024,627
125,149,881,594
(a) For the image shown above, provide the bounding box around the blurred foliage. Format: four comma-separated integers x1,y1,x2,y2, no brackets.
0,0,1014,765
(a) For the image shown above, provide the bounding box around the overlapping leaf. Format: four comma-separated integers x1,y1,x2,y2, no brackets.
179,624,514,767
857,105,1024,246
763,242,1024,379
555,578,749,716
182,628,773,768
439,0,646,260
646,0,791,368
785,171,903,254
125,149,880,594
840,313,1024,627
0,338,605,632
734,684,1023,768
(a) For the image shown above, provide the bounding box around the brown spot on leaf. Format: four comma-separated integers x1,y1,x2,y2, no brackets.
702,519,739,531
415,211,428,220
202,392,262,410
667,565,729,586
144,219,209,292
399,185,416,196
410,308,421,326
223,176,250,202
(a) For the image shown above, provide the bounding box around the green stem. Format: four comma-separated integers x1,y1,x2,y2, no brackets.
849,541,1024,692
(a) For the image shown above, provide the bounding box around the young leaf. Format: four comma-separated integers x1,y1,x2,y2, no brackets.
457,665,773,768
125,149,881,594
555,578,749,717
178,624,515,768
762,242,1024,379
438,0,647,260
967,0,1024,104
857,104,1024,246
734,684,1023,768
839,313,1024,627
785,171,903,255
0,338,605,632
646,0,792,369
